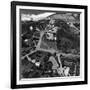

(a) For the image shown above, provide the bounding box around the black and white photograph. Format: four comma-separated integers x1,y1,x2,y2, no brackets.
20,10,80,78
11,1,87,89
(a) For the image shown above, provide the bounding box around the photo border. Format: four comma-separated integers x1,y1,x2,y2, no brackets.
11,1,88,89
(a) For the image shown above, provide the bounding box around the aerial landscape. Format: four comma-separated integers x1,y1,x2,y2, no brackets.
20,10,80,79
